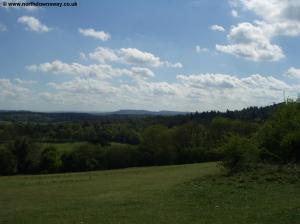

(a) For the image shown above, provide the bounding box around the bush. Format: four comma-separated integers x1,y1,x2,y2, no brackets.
280,131,300,163
8,137,42,173
0,147,17,175
105,144,138,169
221,135,260,174
139,125,176,165
257,103,300,164
61,143,104,172
40,146,61,173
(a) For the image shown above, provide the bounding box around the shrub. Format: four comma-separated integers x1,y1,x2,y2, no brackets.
8,137,42,173
61,143,103,172
40,146,61,173
280,131,300,163
257,103,300,164
221,135,260,174
105,144,138,169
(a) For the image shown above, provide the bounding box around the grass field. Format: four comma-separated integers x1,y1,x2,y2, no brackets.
0,162,299,224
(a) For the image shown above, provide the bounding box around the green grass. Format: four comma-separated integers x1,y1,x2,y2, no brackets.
0,162,299,224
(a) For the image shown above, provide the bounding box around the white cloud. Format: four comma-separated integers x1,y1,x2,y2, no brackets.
196,45,209,53
79,52,87,60
285,67,300,80
216,22,285,61
89,46,118,63
231,9,239,18
14,78,37,85
119,48,163,67
27,60,155,80
130,67,155,79
176,73,292,109
0,78,30,99
210,24,225,32
36,70,296,111
48,78,118,95
27,60,133,79
0,23,7,32
18,16,50,33
216,42,284,62
219,0,300,61
78,28,110,41
88,46,183,68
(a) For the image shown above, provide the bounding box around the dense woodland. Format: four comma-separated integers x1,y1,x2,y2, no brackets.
0,103,299,175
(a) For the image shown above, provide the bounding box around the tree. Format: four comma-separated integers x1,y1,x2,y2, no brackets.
61,143,102,172
0,147,17,175
221,135,260,174
40,146,61,173
257,103,300,163
8,137,42,173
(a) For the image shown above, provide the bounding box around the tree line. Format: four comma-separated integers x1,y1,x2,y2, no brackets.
0,103,299,175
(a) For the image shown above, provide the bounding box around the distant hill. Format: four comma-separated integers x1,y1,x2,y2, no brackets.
0,104,281,123
94,110,188,116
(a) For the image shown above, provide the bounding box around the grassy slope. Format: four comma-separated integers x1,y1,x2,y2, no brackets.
0,162,299,224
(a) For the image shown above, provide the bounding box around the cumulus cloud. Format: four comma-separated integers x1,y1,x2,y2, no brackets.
14,78,37,85
0,78,30,99
35,70,296,111
196,45,209,53
27,60,156,80
78,28,110,41
89,46,119,63
176,73,294,110
88,46,183,68
285,67,300,80
48,78,118,95
217,0,300,61
18,16,50,33
231,9,239,18
210,24,225,32
27,60,132,79
177,73,289,91
130,67,155,79
216,22,284,61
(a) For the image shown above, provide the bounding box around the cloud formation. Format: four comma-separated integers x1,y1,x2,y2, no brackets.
210,25,225,32
285,67,300,80
89,46,183,68
18,16,50,33
78,28,111,41
27,60,156,80
196,45,209,53
0,78,30,99
216,0,300,61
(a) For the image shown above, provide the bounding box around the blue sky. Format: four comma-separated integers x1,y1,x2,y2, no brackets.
0,0,300,111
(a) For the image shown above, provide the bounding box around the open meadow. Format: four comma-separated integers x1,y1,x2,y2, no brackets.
0,162,299,224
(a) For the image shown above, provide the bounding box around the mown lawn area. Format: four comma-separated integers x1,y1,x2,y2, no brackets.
0,162,299,224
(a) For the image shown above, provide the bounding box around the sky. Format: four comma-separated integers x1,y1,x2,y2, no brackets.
0,0,300,112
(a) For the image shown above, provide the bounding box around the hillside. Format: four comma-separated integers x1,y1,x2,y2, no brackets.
0,163,299,224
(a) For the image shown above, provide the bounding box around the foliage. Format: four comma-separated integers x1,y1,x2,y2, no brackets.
7,137,42,173
0,147,17,175
61,143,103,172
257,103,300,163
220,135,260,174
40,146,61,173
